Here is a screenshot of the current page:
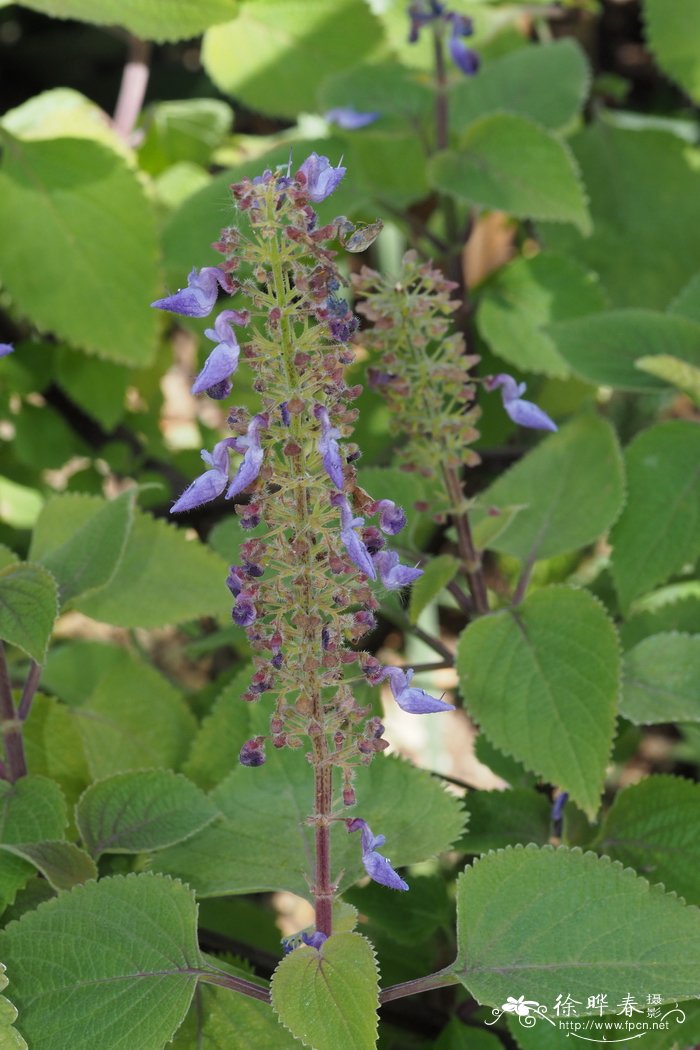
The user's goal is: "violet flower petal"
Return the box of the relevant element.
[301,931,328,950]
[151,266,230,318]
[225,415,267,500]
[314,404,344,488]
[297,153,346,203]
[192,310,244,395]
[449,34,480,75]
[373,549,422,590]
[363,850,409,892]
[332,494,376,579]
[171,467,228,514]
[324,107,380,130]
[376,499,407,536]
[486,373,557,433]
[0,344,14,358]
[385,667,455,715]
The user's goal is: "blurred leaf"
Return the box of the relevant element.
[1,88,127,154]
[319,61,433,123]
[350,131,429,208]
[202,0,382,119]
[457,586,620,817]
[620,592,700,650]
[620,633,700,724]
[669,270,700,323]
[344,873,451,946]
[271,933,378,1050]
[356,466,439,548]
[153,751,465,897]
[409,554,460,624]
[431,114,590,234]
[76,508,231,628]
[636,353,700,403]
[171,982,298,1050]
[138,99,233,176]
[13,0,236,41]
[477,252,606,378]
[0,841,97,892]
[0,134,159,364]
[541,124,700,308]
[13,402,87,469]
[548,310,700,390]
[73,655,196,778]
[182,669,255,790]
[477,415,624,563]
[0,546,18,571]
[0,478,43,530]
[450,845,700,1009]
[610,421,700,611]
[55,347,129,429]
[42,641,126,706]
[458,788,551,853]
[29,491,135,608]
[644,0,700,103]
[77,770,218,858]
[450,39,590,132]
[0,874,202,1050]
[0,562,58,662]
[434,1020,503,1050]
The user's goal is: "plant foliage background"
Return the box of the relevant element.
[0,0,699,1048]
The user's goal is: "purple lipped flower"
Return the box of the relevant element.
[373,549,422,590]
[226,566,245,596]
[331,493,377,579]
[0,343,14,357]
[171,437,237,513]
[192,309,248,396]
[301,931,328,950]
[408,2,479,76]
[347,818,408,892]
[324,107,380,130]
[376,499,407,536]
[384,667,455,714]
[314,404,344,488]
[485,374,557,432]
[151,266,231,318]
[225,414,268,500]
[280,401,291,426]
[551,791,569,823]
[232,594,257,627]
[239,737,265,766]
[297,153,346,203]
[448,32,480,75]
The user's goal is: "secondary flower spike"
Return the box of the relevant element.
[347,818,409,891]
[485,373,557,432]
[170,437,237,513]
[152,266,231,318]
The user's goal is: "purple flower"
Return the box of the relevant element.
[324,107,380,130]
[347,818,408,892]
[301,931,328,950]
[170,437,237,513]
[297,153,346,203]
[376,500,407,536]
[331,493,376,579]
[239,737,265,766]
[314,404,344,488]
[225,414,268,500]
[0,344,14,358]
[232,594,257,627]
[372,549,422,590]
[192,309,248,396]
[448,33,480,75]
[384,667,455,714]
[551,792,569,823]
[408,3,479,76]
[152,266,231,318]
[485,374,557,432]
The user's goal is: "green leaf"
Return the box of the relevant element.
[271,932,379,1050]
[349,131,429,208]
[431,115,590,234]
[450,844,700,1008]
[0,547,18,572]
[23,696,91,808]
[0,873,201,1050]
[13,402,87,470]
[42,640,126,706]
[0,964,28,1050]
[450,39,590,132]
[409,554,460,625]
[202,0,382,119]
[0,776,67,913]
[0,134,159,364]
[319,60,433,123]
[73,656,197,778]
[344,873,450,947]
[153,752,465,898]
[620,633,700,724]
[636,353,700,404]
[76,508,231,628]
[669,269,700,323]
[76,770,218,858]
[0,478,43,531]
[29,491,135,608]
[171,982,298,1050]
[541,125,700,308]
[595,775,700,905]
[644,0,700,102]
[610,421,700,611]
[55,348,129,430]
[0,562,58,662]
[1,88,127,155]
[0,841,97,892]
[458,789,551,854]
[435,1019,502,1050]
[182,669,255,790]
[355,466,439,548]
[457,586,620,817]
[138,98,233,175]
[477,252,607,378]
[548,309,700,390]
[476,415,624,563]
[620,590,700,649]
[13,0,236,42]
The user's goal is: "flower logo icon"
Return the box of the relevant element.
[501,996,540,1017]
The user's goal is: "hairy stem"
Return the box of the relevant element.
[113,36,152,143]
[0,643,26,781]
[17,659,41,721]
[380,969,460,1004]
[443,466,489,616]
[198,969,271,1003]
